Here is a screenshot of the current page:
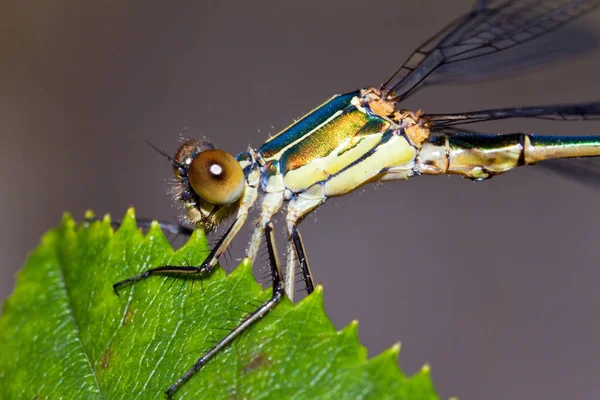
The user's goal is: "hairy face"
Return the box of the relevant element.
[170,139,245,231]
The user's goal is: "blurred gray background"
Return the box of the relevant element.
[2,1,600,399]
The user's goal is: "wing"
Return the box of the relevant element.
[381,0,600,102]
[536,157,600,187]
[423,102,600,126]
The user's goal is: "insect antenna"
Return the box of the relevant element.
[146,140,185,170]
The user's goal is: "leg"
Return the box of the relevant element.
[195,180,259,273]
[284,241,298,299]
[165,222,285,398]
[287,225,313,298]
[113,180,260,292]
[285,195,324,301]
[246,191,284,263]
[112,220,239,293]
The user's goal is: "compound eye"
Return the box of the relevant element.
[188,149,245,205]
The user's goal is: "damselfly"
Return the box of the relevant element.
[113,0,600,397]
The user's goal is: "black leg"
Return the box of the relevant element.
[165,221,285,399]
[289,225,315,294]
[112,266,203,294]
[112,219,239,294]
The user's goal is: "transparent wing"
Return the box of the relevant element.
[381,0,600,102]
[423,102,600,126]
[534,157,600,187]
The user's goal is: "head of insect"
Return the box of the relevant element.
[170,139,247,231]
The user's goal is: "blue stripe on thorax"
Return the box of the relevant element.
[258,91,359,159]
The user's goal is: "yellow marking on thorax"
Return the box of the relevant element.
[323,134,416,197]
[283,132,385,191]
[262,109,345,162]
[283,109,369,171]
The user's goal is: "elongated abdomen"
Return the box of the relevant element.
[417,133,600,179]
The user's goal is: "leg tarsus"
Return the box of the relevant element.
[112,266,207,294]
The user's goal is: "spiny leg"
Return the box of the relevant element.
[288,225,314,296]
[165,222,285,399]
[285,195,324,301]
[113,180,259,292]
[112,219,239,293]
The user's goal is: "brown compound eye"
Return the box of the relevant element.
[188,149,245,205]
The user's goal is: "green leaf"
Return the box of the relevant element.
[0,209,439,399]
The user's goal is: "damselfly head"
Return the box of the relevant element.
[171,139,245,231]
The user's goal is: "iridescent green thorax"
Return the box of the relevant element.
[279,107,373,172]
[259,92,359,160]
[257,90,418,196]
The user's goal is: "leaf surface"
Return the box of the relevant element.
[0,209,438,400]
